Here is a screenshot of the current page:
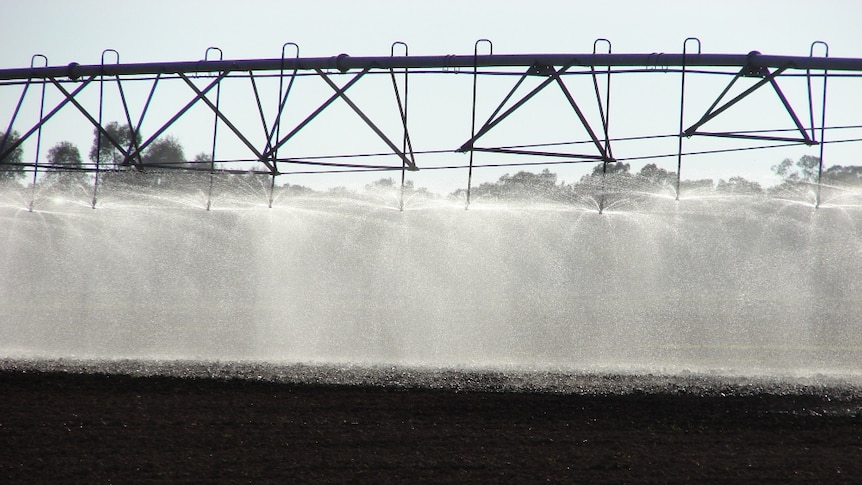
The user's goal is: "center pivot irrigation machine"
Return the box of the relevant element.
[2,39,861,211]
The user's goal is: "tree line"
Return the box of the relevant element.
[0,122,207,186]
[2,124,860,197]
[452,155,862,202]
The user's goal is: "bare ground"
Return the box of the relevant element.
[1,370,861,483]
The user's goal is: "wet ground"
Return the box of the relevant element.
[1,360,861,483]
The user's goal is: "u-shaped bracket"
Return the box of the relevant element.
[30,54,49,71]
[99,48,138,167]
[101,48,119,67]
[591,38,613,158]
[272,42,300,159]
[591,38,613,214]
[90,49,123,208]
[675,37,702,200]
[27,54,49,211]
[808,41,829,207]
[465,39,493,209]
[204,46,223,211]
[390,41,413,210]
[205,47,223,66]
[807,41,829,142]
[475,38,493,57]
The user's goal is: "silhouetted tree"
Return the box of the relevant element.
[588,161,631,178]
[771,155,820,184]
[365,177,433,203]
[500,169,557,189]
[366,177,396,190]
[716,176,763,195]
[637,163,676,185]
[453,169,562,200]
[679,178,715,192]
[327,186,352,196]
[279,182,314,195]
[142,136,202,189]
[45,141,88,185]
[193,151,213,170]
[822,165,862,185]
[143,136,186,169]
[0,130,25,183]
[89,121,141,169]
[574,161,633,194]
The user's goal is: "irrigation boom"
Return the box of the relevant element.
[3,52,862,80]
[1,39,860,211]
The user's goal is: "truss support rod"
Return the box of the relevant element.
[92,49,124,209]
[314,68,417,171]
[550,72,610,160]
[1,78,32,160]
[465,39,492,209]
[809,41,829,209]
[687,132,814,143]
[458,64,571,153]
[267,42,300,209]
[124,72,228,164]
[6,53,862,81]
[203,47,223,211]
[470,147,607,160]
[676,38,702,200]
[390,41,412,211]
[0,76,96,162]
[261,68,369,161]
[125,73,161,169]
[684,66,790,136]
[179,73,271,173]
[592,38,613,215]
[767,70,814,144]
[48,77,135,167]
[249,71,272,163]
[246,68,275,206]
[27,54,48,212]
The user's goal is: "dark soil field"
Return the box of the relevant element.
[1,366,861,483]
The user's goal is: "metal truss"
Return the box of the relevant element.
[2,39,861,210]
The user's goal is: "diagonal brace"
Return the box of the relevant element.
[766,71,815,144]
[684,68,782,135]
[457,64,572,153]
[261,68,370,161]
[472,147,607,160]
[49,77,136,164]
[123,73,162,168]
[315,68,417,171]
[1,76,95,162]
[125,72,228,166]
[389,68,416,169]
[179,72,274,174]
[551,71,611,160]
[683,65,813,144]
[1,81,33,159]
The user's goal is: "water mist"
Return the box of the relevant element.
[1,183,860,377]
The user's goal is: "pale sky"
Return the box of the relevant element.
[2,0,861,192]
[4,1,860,64]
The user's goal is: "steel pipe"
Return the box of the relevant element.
[3,52,862,81]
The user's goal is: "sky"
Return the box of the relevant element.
[2,0,861,193]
